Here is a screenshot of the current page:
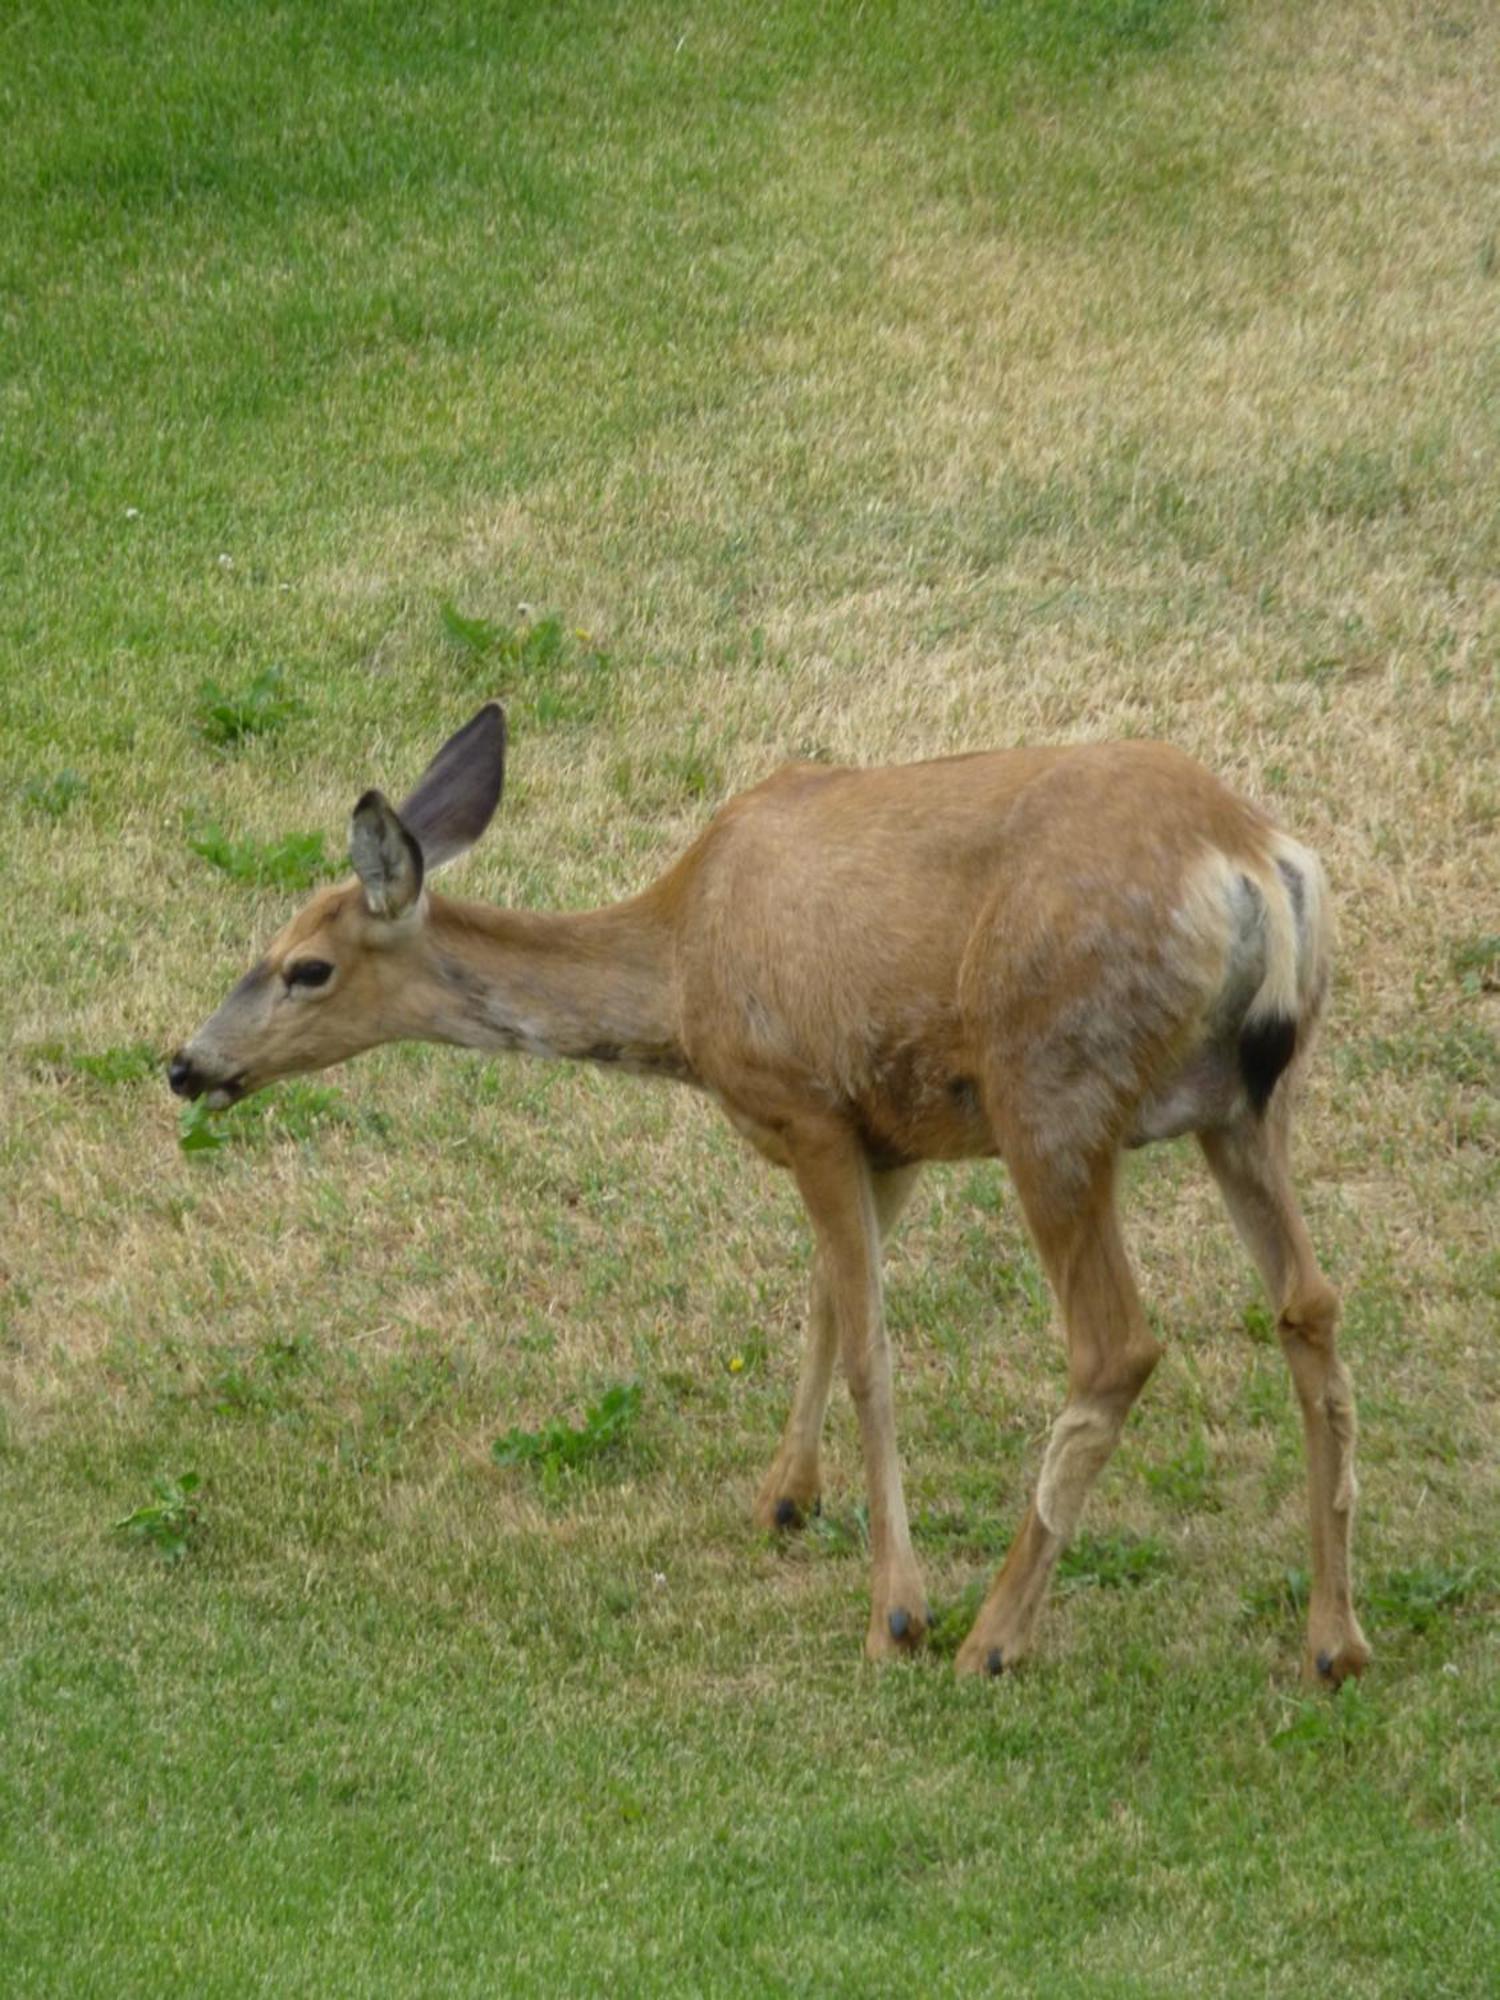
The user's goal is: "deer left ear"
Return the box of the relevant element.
[350,790,424,919]
[397,702,507,872]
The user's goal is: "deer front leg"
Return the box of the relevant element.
[755,1165,920,1534]
[753,1257,837,1532]
[788,1134,928,1659]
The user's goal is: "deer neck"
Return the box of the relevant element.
[424,891,692,1082]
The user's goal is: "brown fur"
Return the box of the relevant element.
[172,717,1369,1682]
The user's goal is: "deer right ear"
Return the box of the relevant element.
[397,702,507,872]
[350,790,424,919]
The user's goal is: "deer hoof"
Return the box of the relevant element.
[986,1647,1005,1677]
[1305,1634,1372,1688]
[873,1603,928,1657]
[773,1497,803,1530]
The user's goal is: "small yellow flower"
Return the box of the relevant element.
[728,1354,745,1375]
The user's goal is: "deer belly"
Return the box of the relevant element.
[855,1068,998,1167]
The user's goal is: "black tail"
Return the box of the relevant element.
[1239,1013,1297,1116]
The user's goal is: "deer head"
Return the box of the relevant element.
[167,704,507,1106]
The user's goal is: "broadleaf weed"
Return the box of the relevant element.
[26,1041,158,1086]
[492,1381,643,1483]
[178,1101,230,1155]
[187,822,335,891]
[114,1472,202,1564]
[195,666,304,748]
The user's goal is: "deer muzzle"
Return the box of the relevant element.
[166,1051,247,1107]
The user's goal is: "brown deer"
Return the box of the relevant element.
[169,704,1369,1684]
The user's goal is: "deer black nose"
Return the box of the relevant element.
[167,1052,201,1099]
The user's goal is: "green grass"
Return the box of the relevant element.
[3,0,1499,1992]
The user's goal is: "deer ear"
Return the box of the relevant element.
[397,702,507,872]
[350,790,424,918]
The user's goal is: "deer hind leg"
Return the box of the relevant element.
[783,1133,927,1660]
[1199,1111,1370,1686]
[955,1154,1162,1678]
[754,1164,920,1534]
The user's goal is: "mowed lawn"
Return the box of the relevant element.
[2,0,1498,1991]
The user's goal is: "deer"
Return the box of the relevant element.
[168,702,1370,1685]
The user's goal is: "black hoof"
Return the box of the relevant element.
[986,1647,1005,1677]
[1316,1649,1334,1680]
[773,1497,802,1530]
[888,1608,911,1642]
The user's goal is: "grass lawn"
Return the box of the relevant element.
[3,1,1498,1992]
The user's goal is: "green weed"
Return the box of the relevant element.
[25,1041,159,1086]
[492,1381,644,1482]
[195,667,305,749]
[186,822,335,890]
[178,1101,230,1155]
[74,1043,159,1085]
[177,1084,367,1156]
[113,1472,202,1565]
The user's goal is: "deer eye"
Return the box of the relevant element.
[285,958,334,990]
